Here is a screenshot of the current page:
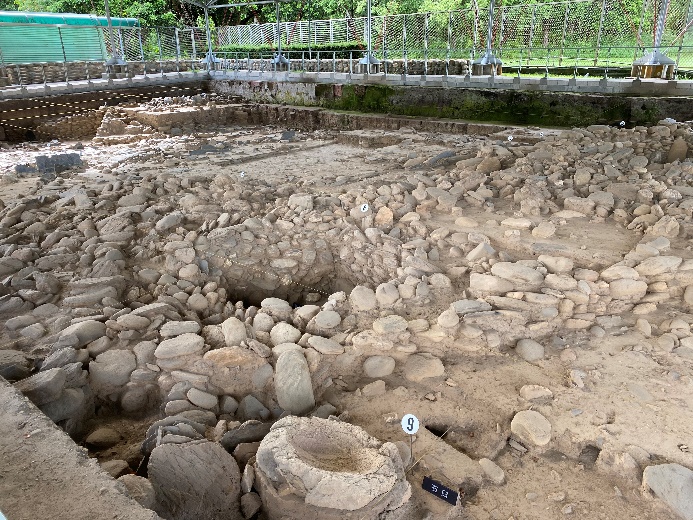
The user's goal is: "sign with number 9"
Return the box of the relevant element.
[401,413,419,434]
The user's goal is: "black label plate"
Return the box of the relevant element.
[422,476,458,506]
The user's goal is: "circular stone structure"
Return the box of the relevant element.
[254,416,411,520]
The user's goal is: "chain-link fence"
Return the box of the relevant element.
[3,0,693,86]
[216,0,693,69]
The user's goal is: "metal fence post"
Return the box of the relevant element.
[424,12,429,75]
[402,13,406,63]
[139,28,147,74]
[118,28,125,60]
[500,9,506,57]
[175,28,181,72]
[637,0,650,49]
[559,5,570,66]
[383,15,388,68]
[594,0,607,65]
[528,4,537,62]
[403,14,408,75]
[156,28,164,75]
[57,27,69,82]
[191,29,197,61]
[447,10,452,73]
[472,0,479,51]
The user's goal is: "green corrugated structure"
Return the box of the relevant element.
[0,11,140,64]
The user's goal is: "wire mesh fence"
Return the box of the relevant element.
[2,0,693,86]
[216,0,693,68]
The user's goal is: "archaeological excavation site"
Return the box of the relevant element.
[1,81,693,520]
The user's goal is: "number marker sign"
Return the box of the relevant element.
[401,414,419,435]
[422,476,458,505]
[360,203,370,213]
[401,413,419,469]
[240,171,246,178]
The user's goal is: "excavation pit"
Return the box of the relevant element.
[1,95,693,520]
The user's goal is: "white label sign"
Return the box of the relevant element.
[401,414,419,435]
[360,203,370,213]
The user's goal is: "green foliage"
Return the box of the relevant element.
[217,40,362,58]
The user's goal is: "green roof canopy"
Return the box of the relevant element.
[0,10,139,27]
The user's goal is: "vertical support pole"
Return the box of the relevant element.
[637,0,650,52]
[472,0,479,52]
[402,13,406,62]
[653,0,671,49]
[559,5,569,66]
[367,0,373,62]
[676,0,693,70]
[383,15,387,71]
[277,1,282,56]
[330,18,334,43]
[156,28,164,75]
[175,28,181,72]
[191,28,197,62]
[528,4,537,61]
[594,0,607,65]
[499,9,506,61]
[118,28,125,60]
[447,10,452,74]
[205,7,214,71]
[138,27,146,72]
[58,28,69,82]
[308,19,312,58]
[424,12,429,75]
[104,0,121,64]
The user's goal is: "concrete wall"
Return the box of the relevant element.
[0,377,160,520]
[210,78,693,127]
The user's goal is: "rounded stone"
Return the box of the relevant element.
[187,293,209,312]
[186,388,218,409]
[437,308,460,328]
[252,313,275,332]
[375,283,399,307]
[275,350,315,415]
[115,314,151,330]
[363,356,396,378]
[261,297,293,321]
[270,322,302,346]
[307,336,344,355]
[515,339,545,362]
[178,264,201,282]
[221,317,247,347]
[609,279,648,301]
[313,310,341,329]
[85,427,121,449]
[511,410,552,447]
[349,286,377,312]
[373,315,408,335]
[155,333,205,359]
[403,354,444,382]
